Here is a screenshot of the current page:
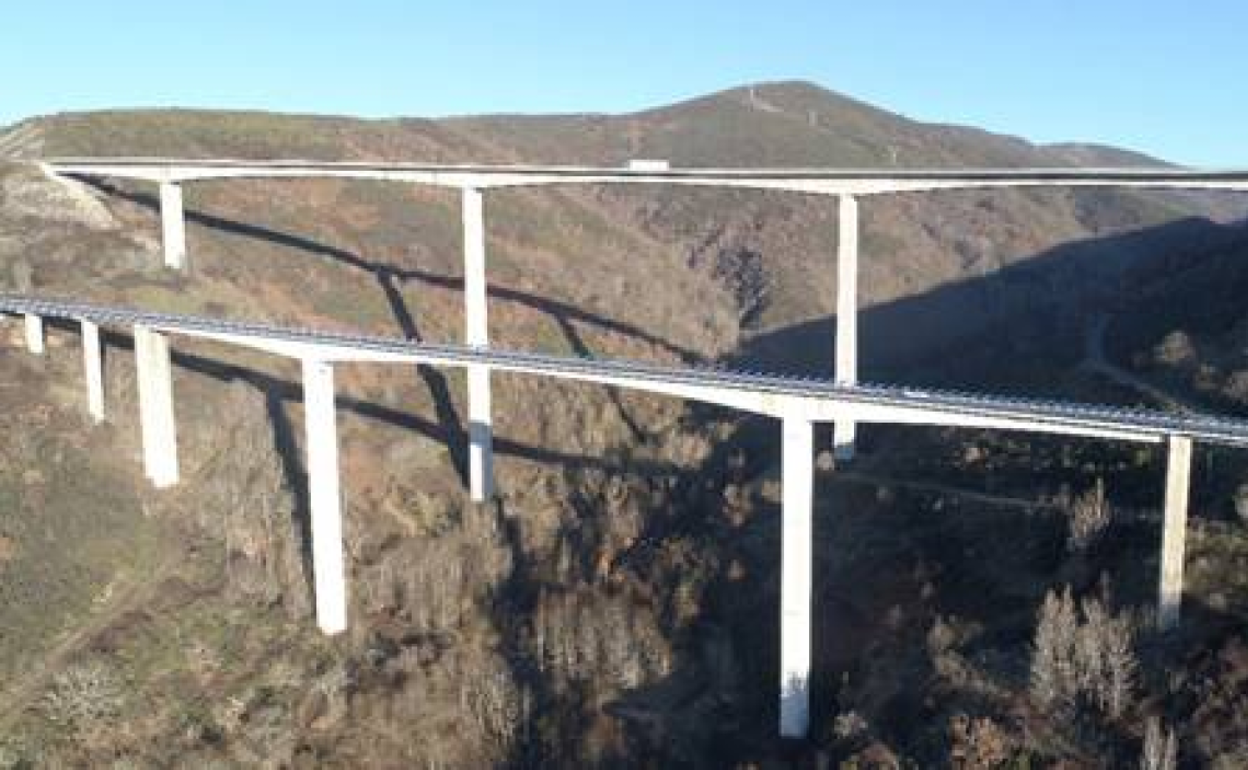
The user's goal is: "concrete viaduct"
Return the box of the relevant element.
[12,158,1248,738]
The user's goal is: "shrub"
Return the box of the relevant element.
[832,711,869,741]
[949,714,1015,768]
[1233,483,1248,524]
[0,742,30,770]
[531,588,670,691]
[1154,331,1196,367]
[43,661,124,728]
[459,657,529,753]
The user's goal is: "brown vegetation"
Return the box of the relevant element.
[1,81,1247,766]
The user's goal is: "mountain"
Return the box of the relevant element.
[1,81,1247,766]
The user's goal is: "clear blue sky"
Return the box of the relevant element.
[4,1,1246,166]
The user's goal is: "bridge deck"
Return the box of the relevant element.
[5,293,1247,447]
[42,158,1248,194]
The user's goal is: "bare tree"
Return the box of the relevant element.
[1099,611,1137,719]
[1068,478,1112,552]
[1031,587,1137,718]
[1031,588,1078,708]
[1141,717,1177,770]
[461,657,526,752]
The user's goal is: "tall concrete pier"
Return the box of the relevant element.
[463,186,494,501]
[834,194,859,461]
[159,182,186,270]
[302,358,348,635]
[81,319,104,423]
[23,313,43,354]
[779,416,815,737]
[1159,435,1193,629]
[134,325,179,487]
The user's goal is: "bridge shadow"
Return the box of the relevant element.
[74,179,698,364]
[162,343,686,477]
[174,205,699,364]
[81,178,694,471]
[64,178,1248,760]
[54,322,687,612]
[739,215,1243,385]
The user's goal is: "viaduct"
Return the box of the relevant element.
[4,158,1248,738]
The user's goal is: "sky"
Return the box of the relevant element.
[3,1,1246,166]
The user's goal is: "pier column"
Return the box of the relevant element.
[780,416,814,738]
[159,181,187,270]
[81,320,104,423]
[134,325,179,487]
[834,194,858,460]
[463,186,494,501]
[1159,435,1192,629]
[302,358,348,635]
[23,314,44,355]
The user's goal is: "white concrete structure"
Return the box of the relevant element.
[779,417,814,737]
[134,325,179,487]
[462,186,494,501]
[1159,435,1193,629]
[81,320,104,423]
[159,182,186,269]
[22,159,1248,738]
[41,159,1248,195]
[7,276,1248,737]
[302,358,348,635]
[467,367,493,501]
[23,313,43,354]
[834,194,859,460]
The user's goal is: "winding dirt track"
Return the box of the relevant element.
[1080,313,1197,413]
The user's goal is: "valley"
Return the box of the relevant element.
[1,81,1247,767]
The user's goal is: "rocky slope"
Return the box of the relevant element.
[1,81,1247,766]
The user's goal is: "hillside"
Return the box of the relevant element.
[13,82,1248,366]
[1,81,1248,766]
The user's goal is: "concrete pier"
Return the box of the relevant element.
[463,186,494,501]
[834,194,858,460]
[301,358,348,634]
[159,182,186,270]
[468,366,494,500]
[134,325,179,487]
[81,320,104,423]
[1159,435,1192,629]
[23,313,44,355]
[779,416,814,738]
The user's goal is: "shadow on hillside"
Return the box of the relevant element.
[82,178,691,464]
[62,179,1248,760]
[740,216,1241,384]
[41,322,691,604]
[94,326,689,478]
[78,179,697,363]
